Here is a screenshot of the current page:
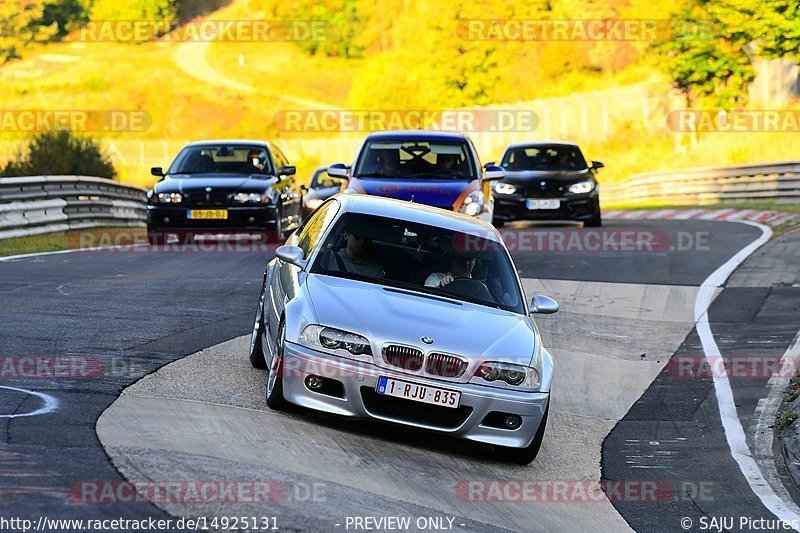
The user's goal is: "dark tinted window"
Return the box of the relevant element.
[296,200,340,259]
[311,213,524,314]
[354,140,476,179]
[501,145,588,171]
[169,145,273,175]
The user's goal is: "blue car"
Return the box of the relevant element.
[327,130,504,222]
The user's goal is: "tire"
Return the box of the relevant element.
[500,404,549,465]
[492,218,506,229]
[583,203,602,227]
[265,321,288,410]
[146,230,159,246]
[248,282,268,369]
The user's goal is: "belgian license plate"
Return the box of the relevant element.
[376,376,461,408]
[526,199,560,210]
[187,209,228,220]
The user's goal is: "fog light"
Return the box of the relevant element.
[305,376,323,390]
[164,217,170,223]
[248,216,255,223]
[503,415,522,430]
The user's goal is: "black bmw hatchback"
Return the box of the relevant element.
[146,140,303,244]
[491,141,603,227]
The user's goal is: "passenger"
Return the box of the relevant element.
[425,254,476,288]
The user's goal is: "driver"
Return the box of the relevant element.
[436,153,457,172]
[247,150,268,173]
[328,223,386,279]
[425,254,476,288]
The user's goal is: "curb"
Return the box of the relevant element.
[603,208,797,227]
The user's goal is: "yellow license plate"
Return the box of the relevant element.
[188,209,228,220]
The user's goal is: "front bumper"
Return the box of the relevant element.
[281,341,549,449]
[147,205,280,233]
[493,193,599,222]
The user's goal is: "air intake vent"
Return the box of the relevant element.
[382,345,424,371]
[426,353,468,377]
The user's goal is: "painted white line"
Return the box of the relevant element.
[752,331,800,517]
[0,385,59,418]
[0,243,150,263]
[695,219,800,529]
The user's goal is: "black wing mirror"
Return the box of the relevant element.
[151,167,164,177]
[280,166,297,176]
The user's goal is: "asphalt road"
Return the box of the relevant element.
[0,218,795,532]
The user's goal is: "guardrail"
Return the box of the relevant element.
[0,176,147,240]
[602,160,800,207]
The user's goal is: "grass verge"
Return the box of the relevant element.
[0,226,146,258]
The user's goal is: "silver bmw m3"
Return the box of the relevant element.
[249,194,558,464]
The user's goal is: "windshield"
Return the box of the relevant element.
[501,144,588,171]
[168,145,274,175]
[310,213,525,314]
[310,168,339,189]
[353,140,476,180]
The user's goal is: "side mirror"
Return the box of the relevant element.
[529,295,559,315]
[300,184,309,193]
[275,245,307,268]
[280,165,296,176]
[151,167,164,177]
[591,161,604,170]
[327,163,349,178]
[483,164,505,181]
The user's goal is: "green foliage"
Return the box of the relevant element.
[89,0,180,23]
[2,131,116,179]
[40,0,87,36]
[0,0,56,63]
[658,0,800,109]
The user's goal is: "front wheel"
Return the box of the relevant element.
[248,282,268,369]
[583,199,602,227]
[499,405,549,465]
[265,321,288,410]
[492,218,506,229]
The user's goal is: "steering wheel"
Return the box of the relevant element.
[440,278,494,302]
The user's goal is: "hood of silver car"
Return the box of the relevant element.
[304,274,538,373]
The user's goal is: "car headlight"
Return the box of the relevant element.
[471,362,540,391]
[154,192,182,204]
[492,182,517,195]
[300,324,372,357]
[568,180,595,194]
[458,190,484,216]
[304,197,323,210]
[233,192,268,204]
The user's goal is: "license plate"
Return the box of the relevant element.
[526,199,560,210]
[376,376,461,408]
[187,209,228,220]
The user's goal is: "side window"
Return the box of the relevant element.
[296,200,340,259]
[271,147,289,174]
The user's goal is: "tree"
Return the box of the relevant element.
[658,0,800,109]
[2,131,116,179]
